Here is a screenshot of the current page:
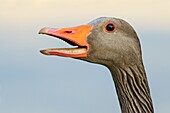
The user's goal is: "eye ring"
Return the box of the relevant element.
[104,22,116,32]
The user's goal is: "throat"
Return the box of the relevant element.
[109,64,154,113]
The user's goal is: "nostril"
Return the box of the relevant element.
[64,30,73,34]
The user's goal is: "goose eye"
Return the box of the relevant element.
[105,22,116,32]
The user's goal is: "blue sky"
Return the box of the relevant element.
[0,0,170,113]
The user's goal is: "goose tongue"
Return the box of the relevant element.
[39,25,92,58]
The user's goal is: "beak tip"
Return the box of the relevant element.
[40,50,50,55]
[39,27,50,34]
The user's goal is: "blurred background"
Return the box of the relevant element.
[0,0,170,113]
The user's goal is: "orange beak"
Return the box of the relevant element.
[39,25,92,58]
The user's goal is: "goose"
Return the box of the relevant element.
[39,17,154,113]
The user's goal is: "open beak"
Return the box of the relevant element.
[39,25,92,58]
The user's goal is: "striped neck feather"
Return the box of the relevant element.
[109,64,154,113]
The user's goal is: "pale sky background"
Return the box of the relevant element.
[0,0,170,113]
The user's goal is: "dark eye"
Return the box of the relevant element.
[105,22,116,32]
